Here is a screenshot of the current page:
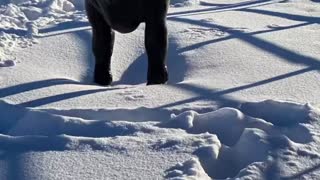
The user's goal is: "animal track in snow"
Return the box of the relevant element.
[118,89,147,101]
[181,25,249,40]
[124,94,146,101]
[181,27,226,40]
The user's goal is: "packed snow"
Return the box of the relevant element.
[1,0,320,179]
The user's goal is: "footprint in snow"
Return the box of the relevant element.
[118,89,146,101]
[125,94,146,101]
[181,27,226,40]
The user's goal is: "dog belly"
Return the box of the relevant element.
[92,0,143,33]
[111,21,140,33]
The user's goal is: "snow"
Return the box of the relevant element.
[171,0,200,7]
[1,0,320,179]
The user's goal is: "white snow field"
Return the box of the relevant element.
[0,0,320,179]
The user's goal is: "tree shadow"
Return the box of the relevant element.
[2,2,318,180]
[168,0,273,17]
[0,28,28,36]
[158,66,315,109]
[199,2,232,7]
[177,22,313,54]
[0,152,27,180]
[38,21,91,37]
[238,8,320,23]
[164,6,320,111]
[168,15,320,69]
[30,2,306,87]
[0,78,123,108]
[173,7,319,56]
[0,78,82,98]
[2,2,317,111]
[18,88,119,107]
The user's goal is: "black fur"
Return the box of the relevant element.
[85,0,169,85]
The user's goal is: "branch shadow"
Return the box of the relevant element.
[0,78,123,108]
[0,152,27,180]
[38,21,91,37]
[177,22,313,54]
[0,78,82,98]
[237,8,320,23]
[18,88,119,107]
[199,2,232,7]
[168,0,273,17]
[162,5,320,111]
[158,83,243,110]
[168,15,320,69]
[0,3,318,180]
[29,0,276,38]
[158,66,315,109]
[0,28,28,36]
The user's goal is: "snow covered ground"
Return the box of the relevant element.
[0,0,320,179]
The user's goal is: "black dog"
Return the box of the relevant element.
[85,0,169,85]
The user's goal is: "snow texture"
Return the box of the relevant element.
[1,0,320,179]
[0,98,319,179]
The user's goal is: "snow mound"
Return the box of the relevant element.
[0,97,319,179]
[0,100,140,137]
[165,158,211,180]
[162,100,318,179]
[0,0,86,62]
[1,95,318,180]
[240,99,313,125]
[0,99,318,179]
[0,100,223,179]
[160,107,266,146]
[0,100,221,154]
